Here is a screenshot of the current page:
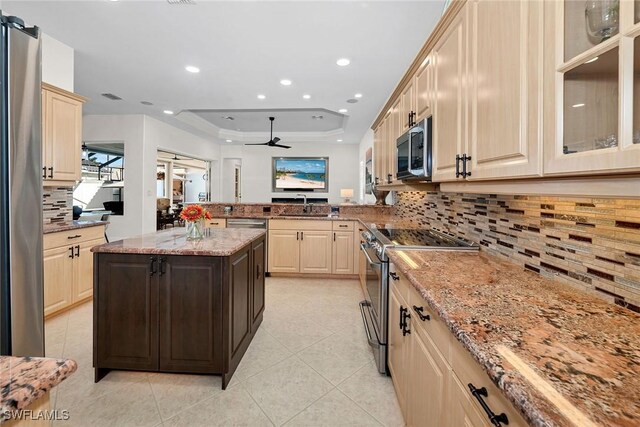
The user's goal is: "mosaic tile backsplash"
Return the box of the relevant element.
[43,187,73,224]
[395,191,640,313]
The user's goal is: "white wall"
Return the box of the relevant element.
[83,114,221,240]
[358,129,376,205]
[220,143,360,204]
[42,34,74,91]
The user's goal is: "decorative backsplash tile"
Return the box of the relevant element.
[201,202,394,218]
[43,187,73,224]
[395,191,640,313]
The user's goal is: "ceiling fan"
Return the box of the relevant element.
[245,117,291,149]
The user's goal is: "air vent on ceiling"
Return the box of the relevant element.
[141,101,153,106]
[167,0,196,4]
[346,98,358,103]
[101,93,122,101]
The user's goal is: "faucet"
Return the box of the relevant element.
[297,194,310,213]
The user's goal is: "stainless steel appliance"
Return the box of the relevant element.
[396,117,432,181]
[0,14,43,356]
[226,218,267,229]
[359,225,477,374]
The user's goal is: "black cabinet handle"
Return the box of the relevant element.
[256,263,262,280]
[389,272,400,281]
[68,246,74,259]
[42,167,47,179]
[150,257,157,277]
[374,177,379,185]
[468,384,509,427]
[400,306,411,335]
[339,224,348,228]
[399,305,405,330]
[333,232,336,241]
[75,245,80,257]
[455,154,462,178]
[48,167,53,179]
[67,234,82,240]
[159,257,166,276]
[462,154,472,178]
[412,305,430,321]
[300,232,304,240]
[296,232,299,240]
[387,173,393,184]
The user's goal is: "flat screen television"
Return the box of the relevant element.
[272,157,329,192]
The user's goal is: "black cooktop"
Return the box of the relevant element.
[374,227,475,248]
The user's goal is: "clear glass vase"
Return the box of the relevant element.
[186,219,204,240]
[585,0,619,43]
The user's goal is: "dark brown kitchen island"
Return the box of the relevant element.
[91,228,266,389]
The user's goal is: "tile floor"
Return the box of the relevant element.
[45,277,403,426]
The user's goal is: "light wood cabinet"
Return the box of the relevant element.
[41,83,85,184]
[267,229,300,273]
[467,0,543,180]
[415,54,434,122]
[432,4,469,182]
[332,231,354,274]
[401,80,416,132]
[205,218,226,228]
[388,98,401,183]
[299,231,332,274]
[388,266,526,427]
[43,226,105,317]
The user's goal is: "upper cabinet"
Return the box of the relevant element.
[42,83,86,185]
[415,54,434,122]
[544,0,640,175]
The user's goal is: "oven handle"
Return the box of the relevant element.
[359,301,383,347]
[361,243,382,268]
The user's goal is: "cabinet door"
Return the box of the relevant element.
[96,254,159,371]
[379,115,390,184]
[433,5,468,182]
[415,55,434,121]
[159,256,222,373]
[448,373,490,427]
[468,0,542,180]
[373,124,383,185]
[388,98,401,183]
[43,246,74,317]
[251,238,266,330]
[407,329,448,427]
[332,231,354,274]
[299,231,332,274]
[401,80,416,132]
[228,247,252,362]
[267,230,299,272]
[73,238,104,303]
[42,88,83,182]
[388,288,408,414]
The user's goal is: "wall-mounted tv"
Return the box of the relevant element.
[272,157,329,192]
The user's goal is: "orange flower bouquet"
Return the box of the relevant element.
[180,204,211,240]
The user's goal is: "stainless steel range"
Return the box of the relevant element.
[359,225,478,374]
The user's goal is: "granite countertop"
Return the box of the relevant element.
[91,227,266,256]
[0,356,77,422]
[387,249,640,427]
[213,213,412,229]
[43,220,108,234]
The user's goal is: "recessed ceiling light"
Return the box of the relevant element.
[185,65,200,73]
[337,139,343,142]
[338,108,348,113]
[354,93,363,98]
[336,58,350,66]
[163,110,174,115]
[585,56,598,64]
[303,94,311,99]
[226,139,232,143]
[257,94,266,100]
[280,79,292,86]
[572,103,585,108]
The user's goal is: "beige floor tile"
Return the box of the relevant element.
[284,389,383,427]
[148,373,222,421]
[262,315,333,353]
[232,328,293,381]
[297,333,373,385]
[338,362,404,427]
[244,356,333,425]
[57,380,161,427]
[164,386,273,427]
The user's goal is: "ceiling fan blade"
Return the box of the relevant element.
[272,137,281,143]
[244,142,269,146]
[272,144,291,149]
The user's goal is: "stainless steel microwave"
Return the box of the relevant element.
[396,116,432,181]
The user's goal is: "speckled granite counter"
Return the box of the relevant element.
[91,227,265,256]
[387,249,640,427]
[43,220,108,234]
[0,356,77,422]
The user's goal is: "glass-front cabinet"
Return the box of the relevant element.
[545,0,640,175]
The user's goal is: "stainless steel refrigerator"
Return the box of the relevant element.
[0,13,43,357]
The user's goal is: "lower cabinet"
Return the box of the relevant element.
[43,227,105,317]
[94,236,266,388]
[267,219,357,275]
[388,266,527,427]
